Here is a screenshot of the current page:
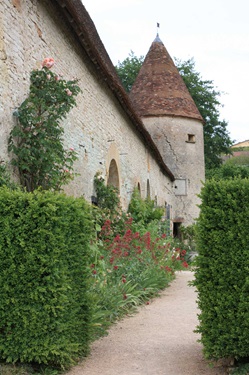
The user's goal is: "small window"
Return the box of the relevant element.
[187,134,195,143]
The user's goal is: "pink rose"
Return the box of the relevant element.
[42,57,55,69]
[65,88,72,96]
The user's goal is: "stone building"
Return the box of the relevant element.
[0,0,205,229]
[130,34,205,229]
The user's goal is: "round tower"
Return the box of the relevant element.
[130,34,205,228]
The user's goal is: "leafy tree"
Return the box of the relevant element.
[176,58,232,170]
[116,51,144,92]
[115,53,232,171]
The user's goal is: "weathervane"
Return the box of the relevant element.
[157,22,160,35]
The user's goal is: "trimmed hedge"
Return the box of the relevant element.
[194,178,249,360]
[0,188,93,368]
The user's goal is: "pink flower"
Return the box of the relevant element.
[42,57,55,69]
[47,74,51,80]
[69,147,74,151]
[65,88,72,96]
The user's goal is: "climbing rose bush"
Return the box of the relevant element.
[8,58,81,192]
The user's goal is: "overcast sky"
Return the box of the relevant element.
[83,0,249,144]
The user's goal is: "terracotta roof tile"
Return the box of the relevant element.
[129,36,203,121]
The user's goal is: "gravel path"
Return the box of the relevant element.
[66,271,227,375]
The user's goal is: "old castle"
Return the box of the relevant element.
[0,0,205,232]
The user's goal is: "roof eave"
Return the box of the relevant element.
[54,0,175,181]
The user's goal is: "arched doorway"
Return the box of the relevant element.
[107,159,120,190]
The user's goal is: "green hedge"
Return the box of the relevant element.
[194,178,249,360]
[0,188,93,368]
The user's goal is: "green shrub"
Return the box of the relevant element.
[193,178,249,360]
[0,188,93,368]
[128,188,164,226]
[93,172,120,211]
[8,59,80,192]
[207,163,249,180]
[0,163,18,190]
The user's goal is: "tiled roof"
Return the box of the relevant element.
[129,35,203,121]
[54,0,175,180]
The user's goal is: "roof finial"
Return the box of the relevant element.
[154,23,162,43]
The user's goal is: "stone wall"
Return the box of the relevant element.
[143,116,205,225]
[0,0,175,215]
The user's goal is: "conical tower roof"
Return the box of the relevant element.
[129,35,203,121]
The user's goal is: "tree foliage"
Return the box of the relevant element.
[115,52,232,171]
[116,51,144,93]
[176,58,232,170]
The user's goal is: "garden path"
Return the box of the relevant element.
[66,271,227,375]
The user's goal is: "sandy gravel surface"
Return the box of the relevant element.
[66,271,227,375]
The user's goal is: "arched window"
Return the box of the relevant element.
[137,182,141,195]
[107,159,119,190]
[146,179,150,199]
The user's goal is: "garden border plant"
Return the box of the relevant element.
[88,182,189,340]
